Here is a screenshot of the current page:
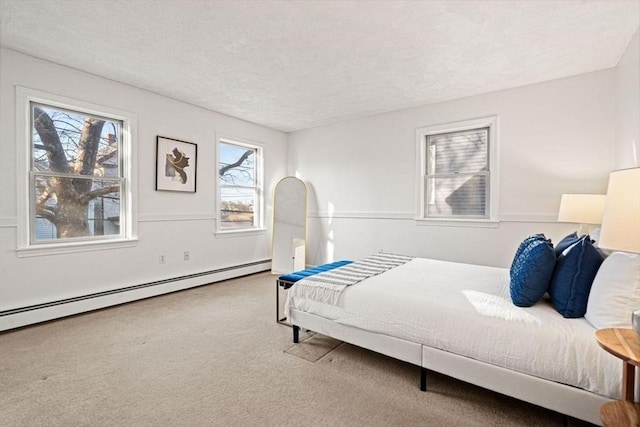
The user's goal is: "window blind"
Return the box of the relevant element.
[426,127,489,218]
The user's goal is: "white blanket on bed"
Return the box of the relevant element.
[286,257,621,399]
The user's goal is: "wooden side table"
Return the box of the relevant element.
[596,328,640,426]
[599,401,640,427]
[596,328,640,401]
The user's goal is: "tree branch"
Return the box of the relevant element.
[97,149,118,165]
[219,149,253,177]
[74,118,105,176]
[33,107,69,174]
[34,205,55,223]
[72,117,105,196]
[81,184,120,203]
[36,187,53,207]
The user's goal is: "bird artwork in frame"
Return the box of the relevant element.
[155,136,197,192]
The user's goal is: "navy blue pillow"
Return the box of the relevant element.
[510,234,545,276]
[510,235,556,307]
[548,235,604,318]
[554,232,580,258]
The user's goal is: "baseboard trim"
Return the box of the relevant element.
[0,259,271,331]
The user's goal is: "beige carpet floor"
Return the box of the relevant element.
[0,272,595,426]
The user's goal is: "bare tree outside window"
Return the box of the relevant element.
[31,103,122,242]
[218,140,261,230]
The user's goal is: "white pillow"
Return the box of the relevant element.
[585,252,640,329]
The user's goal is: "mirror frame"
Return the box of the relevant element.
[271,176,307,274]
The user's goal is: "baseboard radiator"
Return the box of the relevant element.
[0,259,271,331]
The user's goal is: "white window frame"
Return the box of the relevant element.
[416,116,499,227]
[215,135,265,236]
[16,87,138,256]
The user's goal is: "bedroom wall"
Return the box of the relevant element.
[614,28,640,169]
[0,48,288,330]
[289,70,616,268]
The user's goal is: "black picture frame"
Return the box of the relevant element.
[155,136,197,192]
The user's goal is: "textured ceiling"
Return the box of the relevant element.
[1,0,638,132]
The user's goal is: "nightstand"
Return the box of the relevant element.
[596,328,640,426]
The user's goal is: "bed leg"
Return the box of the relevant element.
[420,367,427,391]
[293,325,300,343]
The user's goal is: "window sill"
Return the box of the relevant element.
[415,218,500,228]
[16,238,138,258]
[214,228,267,239]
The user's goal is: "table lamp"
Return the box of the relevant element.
[557,194,607,237]
[597,167,640,336]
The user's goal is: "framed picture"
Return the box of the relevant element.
[156,136,197,192]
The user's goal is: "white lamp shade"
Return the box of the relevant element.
[598,168,640,253]
[557,194,607,225]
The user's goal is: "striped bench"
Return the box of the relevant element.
[276,260,353,324]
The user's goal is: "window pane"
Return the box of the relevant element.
[426,174,487,217]
[33,176,121,241]
[220,187,255,229]
[428,128,488,175]
[32,103,121,177]
[219,142,255,186]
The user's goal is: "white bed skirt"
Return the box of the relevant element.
[290,308,610,425]
[290,309,422,366]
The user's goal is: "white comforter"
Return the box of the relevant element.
[286,257,621,399]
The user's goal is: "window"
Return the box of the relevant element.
[217,137,263,232]
[417,116,498,223]
[17,88,136,253]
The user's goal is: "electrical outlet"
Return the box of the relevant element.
[159,255,165,264]
[184,251,190,261]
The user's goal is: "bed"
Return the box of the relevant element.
[283,251,638,425]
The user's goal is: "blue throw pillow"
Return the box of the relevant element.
[510,235,556,307]
[548,235,604,318]
[510,234,545,276]
[554,232,580,258]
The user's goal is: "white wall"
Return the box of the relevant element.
[290,70,616,267]
[0,48,288,330]
[615,28,640,169]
